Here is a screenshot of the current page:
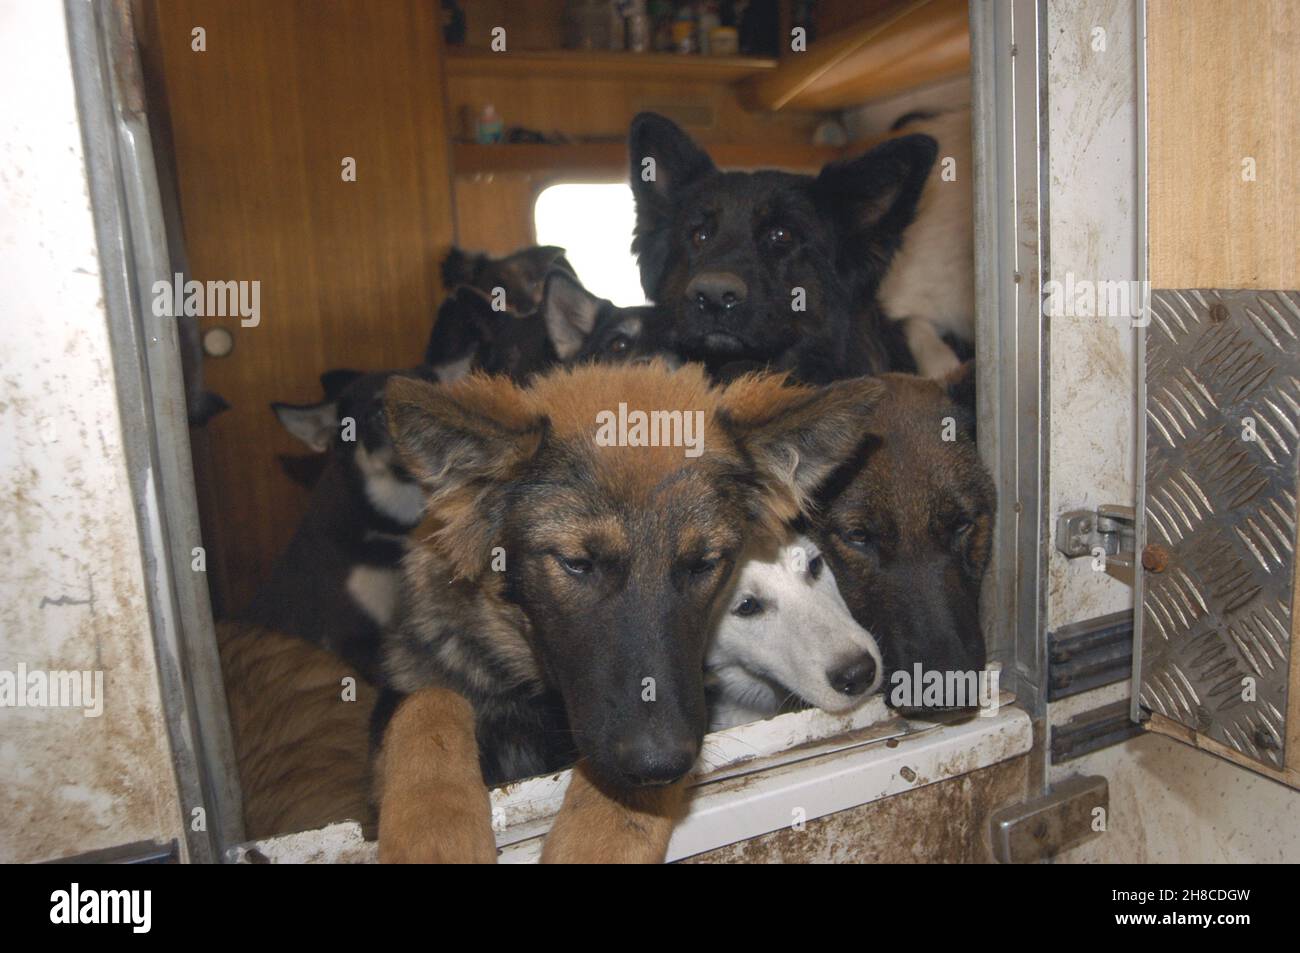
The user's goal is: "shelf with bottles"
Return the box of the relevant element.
[444,47,777,83]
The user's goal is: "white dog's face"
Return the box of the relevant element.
[706,534,883,729]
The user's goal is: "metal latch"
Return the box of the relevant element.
[1055,504,1135,585]
[989,775,1109,863]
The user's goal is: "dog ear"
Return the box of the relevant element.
[541,270,603,361]
[495,245,570,314]
[272,399,340,453]
[813,133,938,278]
[719,375,886,531]
[628,112,716,200]
[441,246,481,291]
[386,374,543,490]
[386,374,546,575]
[939,360,978,441]
[424,286,498,375]
[942,359,976,412]
[628,112,716,297]
[319,368,365,401]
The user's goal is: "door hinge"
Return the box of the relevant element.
[989,775,1109,863]
[1051,699,1143,764]
[1055,504,1135,586]
[1048,609,1133,701]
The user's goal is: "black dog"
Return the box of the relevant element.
[628,112,937,383]
[540,269,676,368]
[426,245,574,380]
[253,366,436,681]
[426,266,675,382]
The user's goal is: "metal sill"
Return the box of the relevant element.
[228,696,1032,863]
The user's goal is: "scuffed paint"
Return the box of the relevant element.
[1046,0,1140,632]
[1053,731,1300,863]
[683,757,1028,864]
[0,1,185,862]
[231,822,376,865]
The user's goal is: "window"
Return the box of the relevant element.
[534,183,648,306]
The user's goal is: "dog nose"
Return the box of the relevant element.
[611,734,698,786]
[828,654,878,697]
[685,272,747,313]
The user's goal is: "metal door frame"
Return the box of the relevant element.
[65,0,243,862]
[970,0,1051,757]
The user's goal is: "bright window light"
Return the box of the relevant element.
[534,183,648,306]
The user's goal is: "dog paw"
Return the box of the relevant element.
[378,802,498,864]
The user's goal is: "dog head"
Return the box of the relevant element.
[628,112,936,382]
[273,367,434,528]
[540,270,677,368]
[808,363,995,694]
[707,533,882,724]
[425,285,558,383]
[441,244,573,315]
[387,363,884,787]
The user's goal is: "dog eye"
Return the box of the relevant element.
[608,335,630,354]
[733,596,764,618]
[556,554,594,576]
[766,226,794,246]
[952,519,975,543]
[691,225,712,248]
[685,555,721,577]
[808,554,824,580]
[843,528,874,551]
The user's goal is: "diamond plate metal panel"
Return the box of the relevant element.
[1141,290,1300,768]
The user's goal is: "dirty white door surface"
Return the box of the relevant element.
[0,0,188,863]
[1046,0,1300,862]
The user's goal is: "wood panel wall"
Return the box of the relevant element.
[1148,0,1299,289]
[136,0,455,612]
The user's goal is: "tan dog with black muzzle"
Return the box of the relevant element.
[373,361,883,862]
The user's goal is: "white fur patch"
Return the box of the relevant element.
[355,443,427,526]
[431,353,474,383]
[879,110,974,374]
[345,565,400,627]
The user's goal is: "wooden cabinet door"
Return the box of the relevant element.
[136,0,455,611]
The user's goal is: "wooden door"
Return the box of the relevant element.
[134,0,455,612]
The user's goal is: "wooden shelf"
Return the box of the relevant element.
[452,141,848,180]
[743,0,970,111]
[446,48,779,83]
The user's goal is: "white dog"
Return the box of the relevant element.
[706,534,883,730]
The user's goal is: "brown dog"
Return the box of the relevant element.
[808,363,995,691]
[375,361,884,862]
[217,621,377,840]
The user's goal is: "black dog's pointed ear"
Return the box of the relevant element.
[628,112,716,201]
[272,399,340,453]
[541,270,603,361]
[441,246,481,290]
[425,286,499,376]
[495,245,570,314]
[628,112,716,298]
[942,359,976,412]
[813,133,938,276]
[319,368,365,401]
[518,245,568,272]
